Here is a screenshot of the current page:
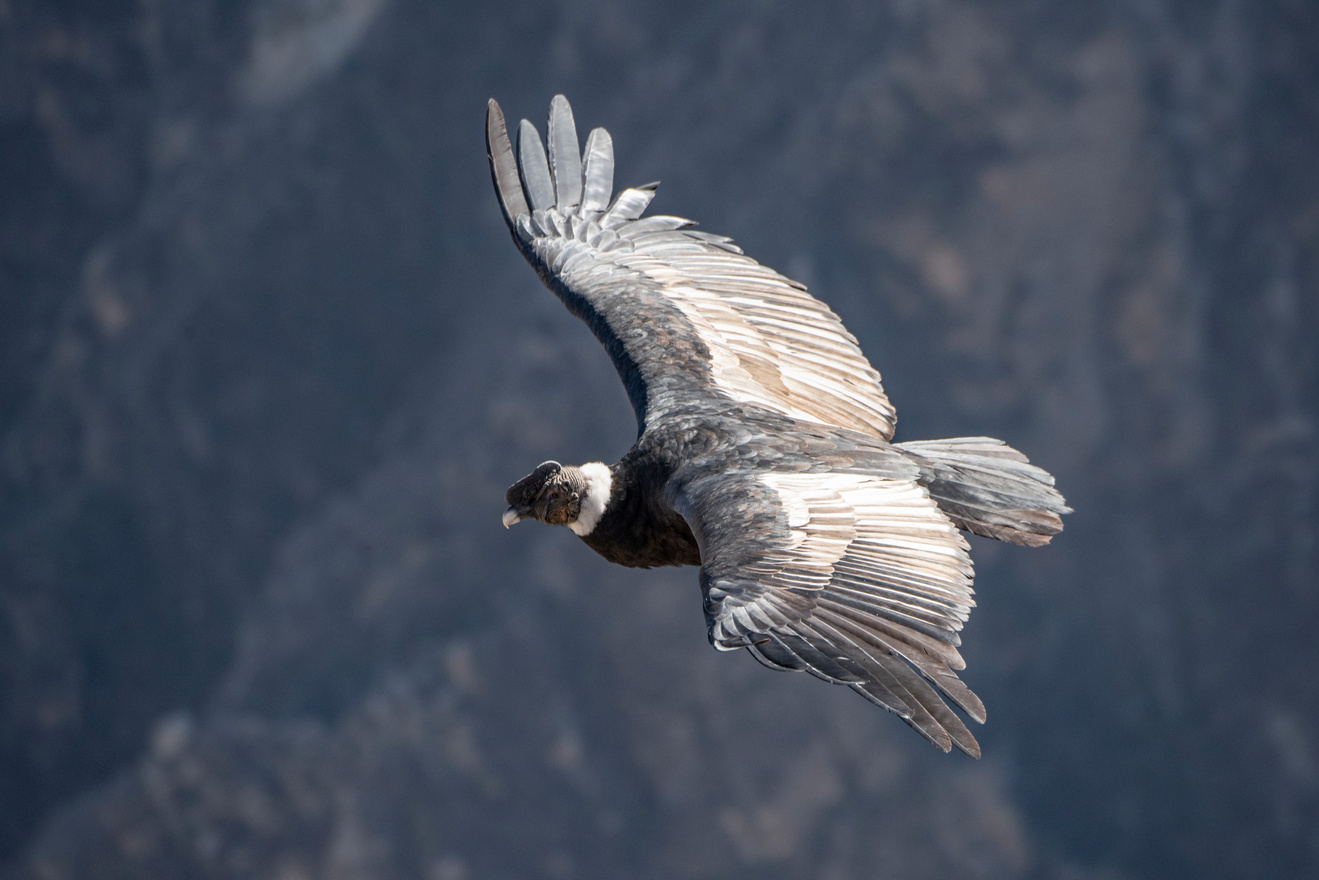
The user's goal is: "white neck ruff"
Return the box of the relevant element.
[568,462,612,536]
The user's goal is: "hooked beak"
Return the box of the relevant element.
[502,506,528,529]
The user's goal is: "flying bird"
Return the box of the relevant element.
[488,95,1069,758]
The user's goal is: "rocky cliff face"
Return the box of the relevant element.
[2,1,1316,878]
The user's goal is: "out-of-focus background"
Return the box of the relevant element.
[2,1,1316,877]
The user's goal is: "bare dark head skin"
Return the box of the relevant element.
[503,461,588,528]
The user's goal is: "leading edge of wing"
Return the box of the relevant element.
[486,96,898,440]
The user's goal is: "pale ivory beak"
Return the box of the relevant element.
[502,507,527,529]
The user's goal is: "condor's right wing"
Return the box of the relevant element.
[674,456,987,758]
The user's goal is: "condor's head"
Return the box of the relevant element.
[502,460,612,536]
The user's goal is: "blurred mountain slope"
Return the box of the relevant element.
[1,1,1316,878]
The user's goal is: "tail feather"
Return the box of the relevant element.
[897,437,1071,547]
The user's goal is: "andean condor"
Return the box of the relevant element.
[489,95,1070,757]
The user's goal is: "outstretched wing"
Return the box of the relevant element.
[487,95,896,439]
[675,462,987,757]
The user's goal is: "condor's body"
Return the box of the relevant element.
[490,96,1070,758]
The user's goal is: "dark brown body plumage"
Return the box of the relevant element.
[580,446,701,569]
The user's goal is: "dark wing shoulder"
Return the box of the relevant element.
[487,96,895,439]
[673,452,987,757]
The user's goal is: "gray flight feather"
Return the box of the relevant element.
[485,99,528,223]
[602,183,658,227]
[580,127,614,213]
[516,120,554,212]
[547,94,583,210]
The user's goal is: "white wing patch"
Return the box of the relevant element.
[688,468,988,754]
[704,473,975,650]
[609,250,898,438]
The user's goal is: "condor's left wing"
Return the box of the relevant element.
[487,95,897,440]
